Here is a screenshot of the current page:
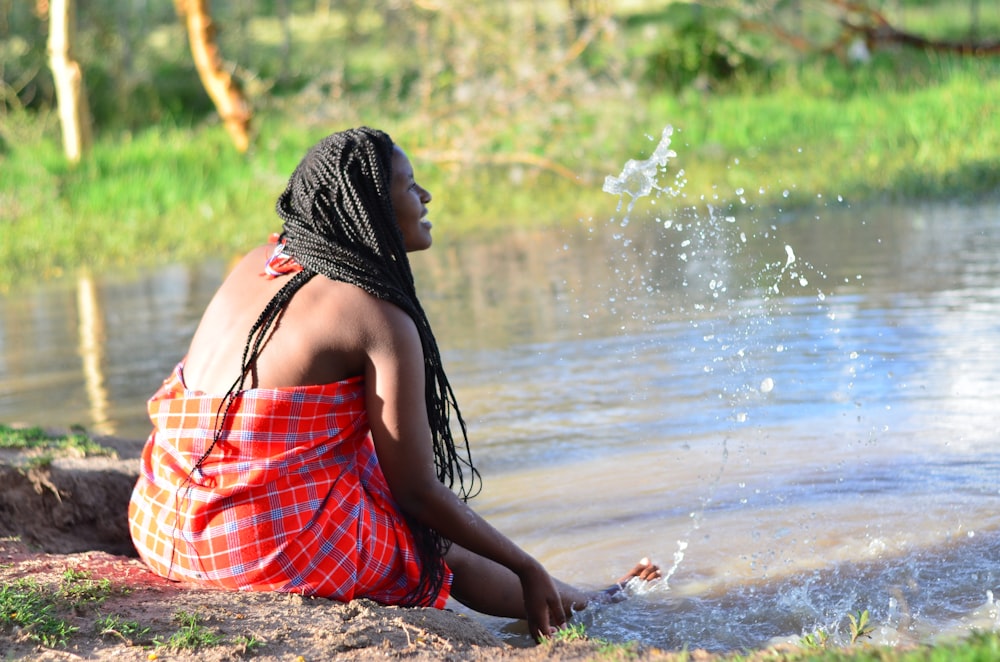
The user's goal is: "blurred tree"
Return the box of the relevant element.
[47,0,91,162]
[832,0,1000,55]
[173,0,251,152]
[739,0,1000,57]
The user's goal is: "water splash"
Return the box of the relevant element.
[602,126,677,221]
[591,125,873,634]
[662,539,688,587]
[561,126,1000,653]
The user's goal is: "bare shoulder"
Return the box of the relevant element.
[186,247,419,390]
[274,273,423,384]
[306,278,419,351]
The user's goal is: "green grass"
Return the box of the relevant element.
[545,626,1000,661]
[3,61,996,291]
[644,62,1000,208]
[154,610,225,651]
[541,594,999,659]
[0,579,79,647]
[95,613,152,644]
[0,423,114,457]
[0,569,122,647]
[1,1,998,293]
[0,573,252,653]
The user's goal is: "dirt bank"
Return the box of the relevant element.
[0,436,701,661]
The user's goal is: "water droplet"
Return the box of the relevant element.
[784,245,796,267]
[760,377,774,393]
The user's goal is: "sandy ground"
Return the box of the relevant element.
[0,438,716,661]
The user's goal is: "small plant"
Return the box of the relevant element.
[96,613,152,642]
[59,568,115,609]
[595,638,641,659]
[155,610,224,650]
[23,453,55,470]
[551,621,589,643]
[234,633,264,654]
[549,623,641,659]
[0,578,79,647]
[847,608,875,644]
[800,627,829,650]
[0,567,129,648]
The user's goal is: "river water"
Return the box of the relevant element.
[1,198,999,651]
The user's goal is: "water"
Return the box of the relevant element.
[1,191,999,651]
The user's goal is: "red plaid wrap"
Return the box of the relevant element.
[128,363,451,608]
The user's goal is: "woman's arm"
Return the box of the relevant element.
[362,299,568,638]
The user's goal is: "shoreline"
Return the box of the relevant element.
[0,437,683,660]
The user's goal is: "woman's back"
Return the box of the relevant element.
[182,243,377,394]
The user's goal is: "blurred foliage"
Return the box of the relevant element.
[0,2,995,189]
[634,3,773,92]
[1,1,997,189]
[0,1,997,286]
[3,1,996,129]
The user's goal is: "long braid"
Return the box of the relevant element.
[202,127,479,606]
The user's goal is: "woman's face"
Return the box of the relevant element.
[390,146,433,252]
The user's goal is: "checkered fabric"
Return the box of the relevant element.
[128,363,451,608]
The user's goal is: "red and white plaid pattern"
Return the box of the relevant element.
[128,363,451,608]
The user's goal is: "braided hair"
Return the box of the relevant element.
[203,127,480,606]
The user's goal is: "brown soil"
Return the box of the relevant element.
[0,436,717,661]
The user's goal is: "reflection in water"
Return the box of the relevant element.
[1,200,999,650]
[76,272,112,435]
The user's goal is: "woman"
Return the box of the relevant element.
[129,127,659,640]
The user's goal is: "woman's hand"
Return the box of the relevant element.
[518,560,567,641]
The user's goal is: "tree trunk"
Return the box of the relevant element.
[174,0,251,153]
[47,0,91,163]
[277,0,292,85]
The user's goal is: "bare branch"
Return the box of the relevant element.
[831,0,1000,55]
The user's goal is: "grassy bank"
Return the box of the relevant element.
[668,629,1000,661]
[3,64,997,291]
[2,3,999,290]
